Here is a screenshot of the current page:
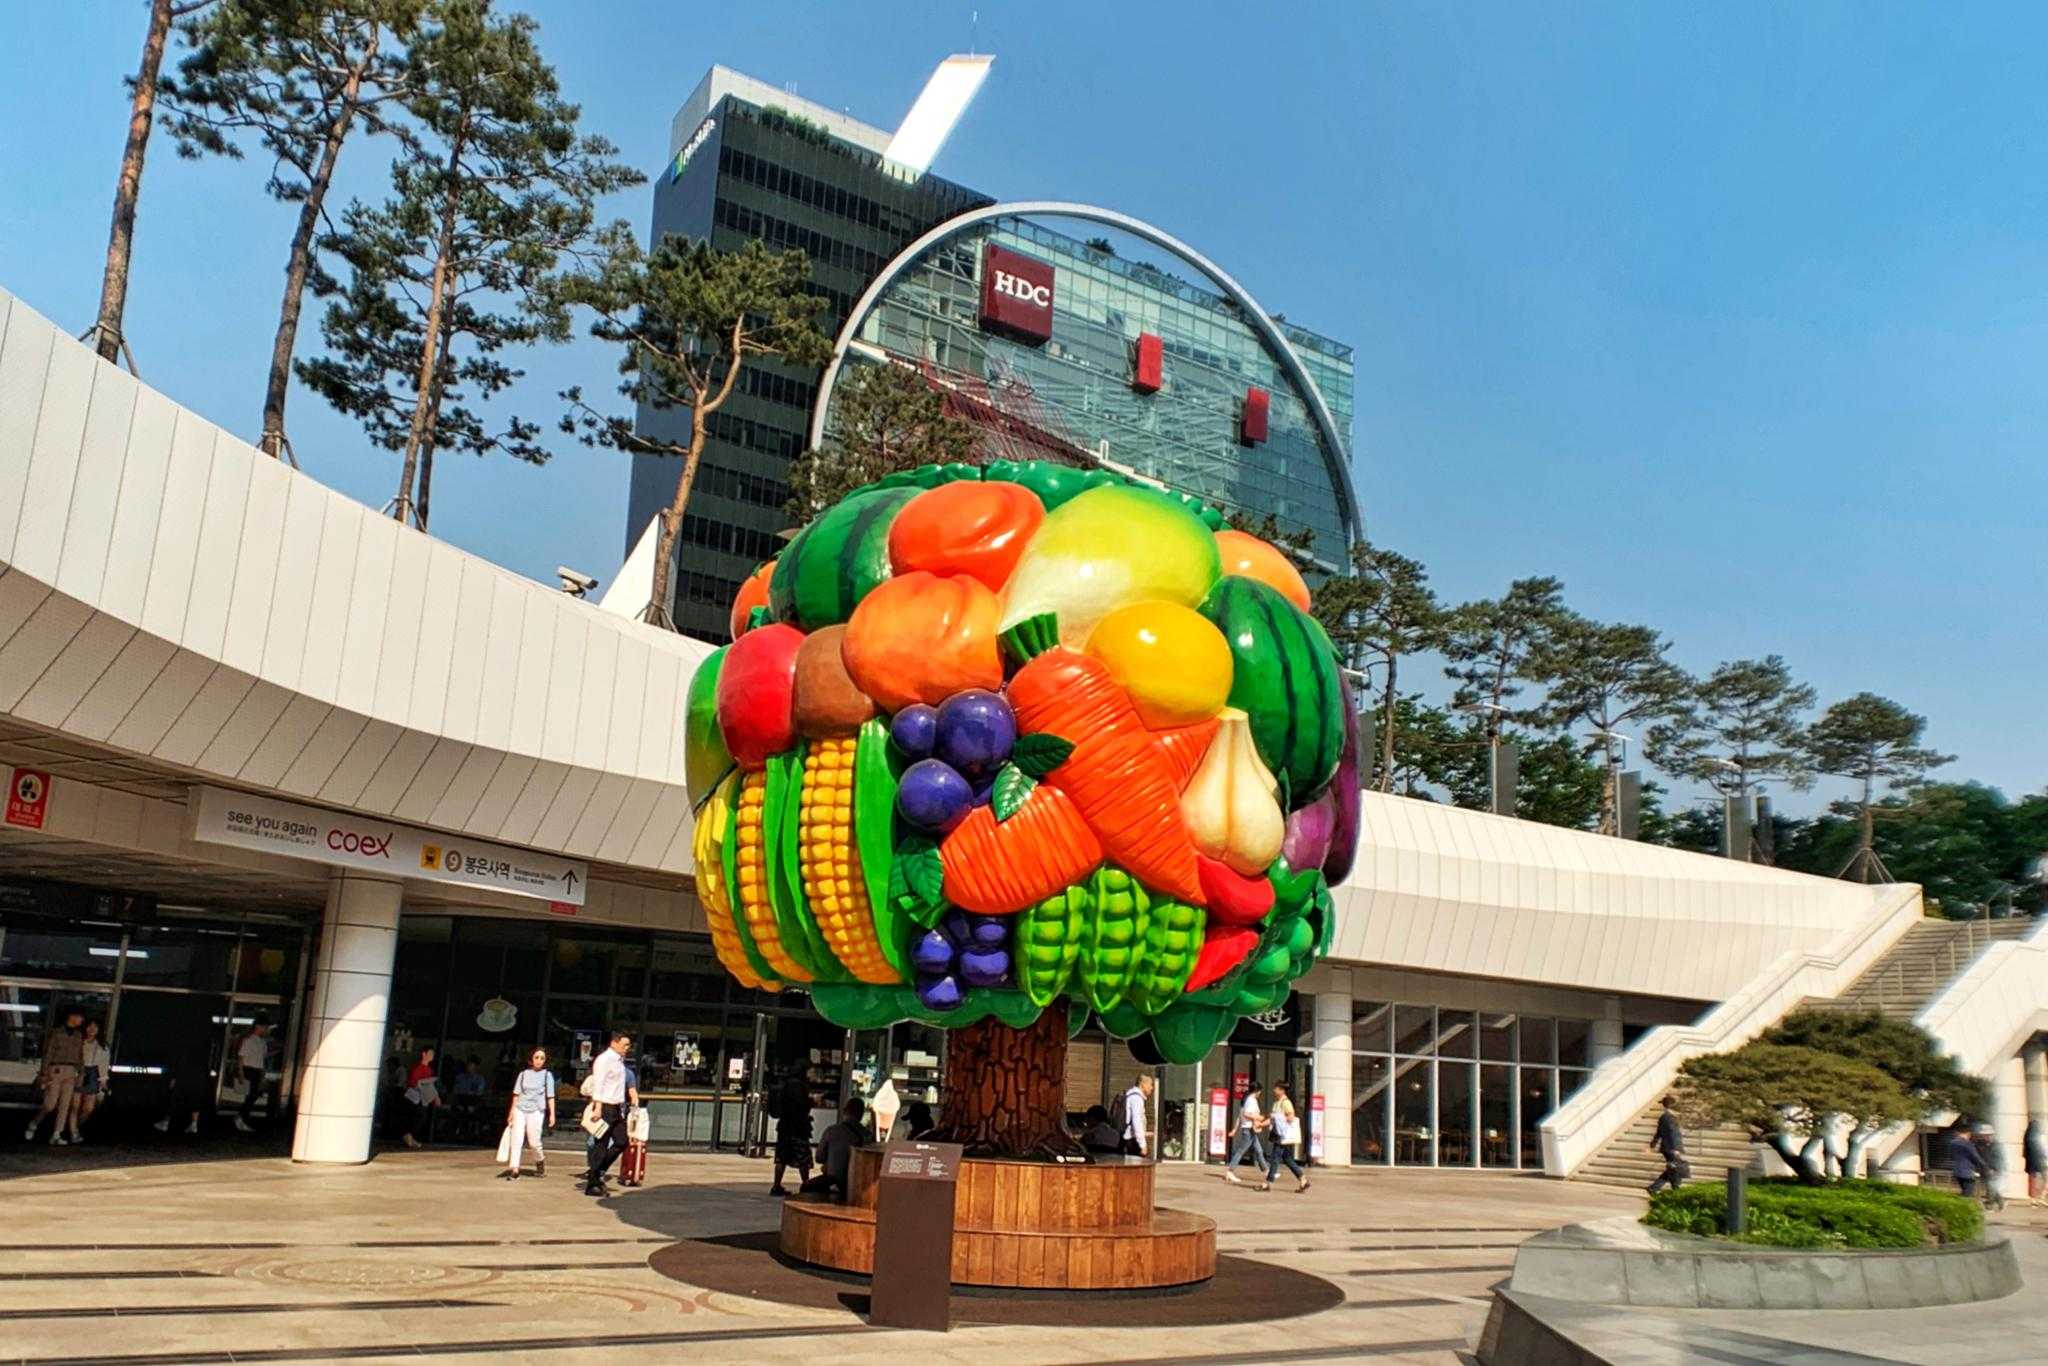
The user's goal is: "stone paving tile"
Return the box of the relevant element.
[0,1144,1641,1363]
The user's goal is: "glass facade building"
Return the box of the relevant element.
[831,214,1360,569]
[629,93,990,640]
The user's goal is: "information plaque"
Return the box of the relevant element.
[868,1139,965,1331]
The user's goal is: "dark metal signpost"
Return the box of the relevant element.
[869,1139,965,1332]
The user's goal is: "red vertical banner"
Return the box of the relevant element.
[1309,1094,1326,1162]
[1206,1087,1228,1158]
[1240,386,1270,444]
[1133,331,1163,393]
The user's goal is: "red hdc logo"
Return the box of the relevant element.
[979,243,1055,344]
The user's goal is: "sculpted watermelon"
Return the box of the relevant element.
[1198,575,1345,806]
[769,485,920,629]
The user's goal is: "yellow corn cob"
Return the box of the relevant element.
[734,769,811,983]
[694,775,771,991]
[798,737,900,985]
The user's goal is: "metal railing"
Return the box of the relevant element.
[1854,918,1989,1015]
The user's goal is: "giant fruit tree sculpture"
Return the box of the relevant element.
[685,460,1360,1157]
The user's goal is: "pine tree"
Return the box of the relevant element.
[561,234,832,628]
[1314,541,1445,792]
[1645,655,1817,810]
[160,0,426,461]
[1527,615,1690,835]
[1440,576,1565,742]
[88,0,221,369]
[296,0,639,529]
[1804,692,1952,883]
[784,361,981,523]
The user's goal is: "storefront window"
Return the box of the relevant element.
[1520,1068,1555,1170]
[1479,1012,1516,1062]
[1438,1009,1477,1059]
[1393,1004,1435,1056]
[123,922,238,991]
[1557,1017,1591,1068]
[233,923,303,996]
[1480,1064,1515,1167]
[0,907,122,984]
[1394,1059,1432,1164]
[547,932,619,996]
[1437,1061,1474,1165]
[1520,1016,1556,1065]
[1352,1000,1391,1052]
[1559,1067,1591,1104]
[1353,1053,1390,1164]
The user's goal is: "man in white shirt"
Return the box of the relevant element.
[1222,1081,1267,1183]
[233,1021,270,1133]
[581,1031,632,1197]
[1118,1074,1154,1157]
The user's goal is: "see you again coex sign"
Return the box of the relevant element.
[979,242,1054,344]
[188,786,588,905]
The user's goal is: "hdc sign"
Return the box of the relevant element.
[979,243,1054,344]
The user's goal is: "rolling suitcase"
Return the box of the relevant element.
[622,1105,650,1186]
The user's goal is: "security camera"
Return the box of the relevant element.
[557,566,599,597]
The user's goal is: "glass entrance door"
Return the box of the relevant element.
[0,983,114,1112]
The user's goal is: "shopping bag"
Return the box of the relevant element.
[626,1105,651,1142]
[495,1125,514,1165]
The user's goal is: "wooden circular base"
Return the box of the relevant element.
[780,1149,1216,1289]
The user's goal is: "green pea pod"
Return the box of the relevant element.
[1126,898,1205,1016]
[1018,881,1088,1006]
[1081,867,1152,1013]
[719,771,783,988]
[1146,1001,1237,1066]
[853,718,908,980]
[1096,1001,1149,1039]
[765,746,845,981]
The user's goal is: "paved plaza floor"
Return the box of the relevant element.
[0,1139,2041,1364]
[0,1137,1638,1365]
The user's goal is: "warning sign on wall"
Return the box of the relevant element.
[5,769,50,830]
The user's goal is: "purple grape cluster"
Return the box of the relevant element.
[912,909,1011,1010]
[892,689,1017,834]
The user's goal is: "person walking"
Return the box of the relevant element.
[501,1047,555,1180]
[1221,1079,1267,1184]
[1116,1074,1154,1157]
[402,1046,441,1149]
[2024,1119,2047,1206]
[579,1030,631,1197]
[768,1074,814,1196]
[233,1020,272,1133]
[24,1007,86,1146]
[65,1019,111,1144]
[1646,1094,1691,1195]
[1975,1125,2007,1212]
[1947,1122,1986,1201]
[1259,1081,1311,1192]
[154,1017,214,1137]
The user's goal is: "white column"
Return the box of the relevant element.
[2023,1040,2046,1119]
[1988,1053,2028,1202]
[292,874,402,1165]
[1313,982,1353,1167]
[1588,996,1625,1068]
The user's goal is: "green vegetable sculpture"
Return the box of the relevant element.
[686,461,1358,1155]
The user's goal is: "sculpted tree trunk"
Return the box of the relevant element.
[931,1009,1082,1158]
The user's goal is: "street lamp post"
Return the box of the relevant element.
[1591,728,1638,839]
[1455,701,1515,816]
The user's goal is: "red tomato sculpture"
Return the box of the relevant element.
[715,622,804,768]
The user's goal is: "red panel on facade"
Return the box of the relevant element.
[1132,332,1163,393]
[979,243,1056,345]
[1240,386,1270,445]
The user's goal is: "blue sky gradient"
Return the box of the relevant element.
[1,3,2040,812]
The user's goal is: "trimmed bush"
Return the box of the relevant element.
[1644,1178,1982,1250]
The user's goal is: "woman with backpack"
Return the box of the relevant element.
[500,1047,556,1180]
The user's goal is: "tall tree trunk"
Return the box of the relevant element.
[1598,732,1618,836]
[95,0,177,366]
[394,119,467,526]
[1376,653,1398,792]
[259,53,369,460]
[645,327,747,629]
[1856,773,1875,884]
[929,1009,1082,1158]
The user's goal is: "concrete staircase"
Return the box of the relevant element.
[1573,916,2037,1190]
[1803,918,2037,1019]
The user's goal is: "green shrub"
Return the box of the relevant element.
[1643,1178,1981,1250]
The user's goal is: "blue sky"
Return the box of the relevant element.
[1,3,2042,812]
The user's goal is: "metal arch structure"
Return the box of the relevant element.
[805,200,1364,546]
